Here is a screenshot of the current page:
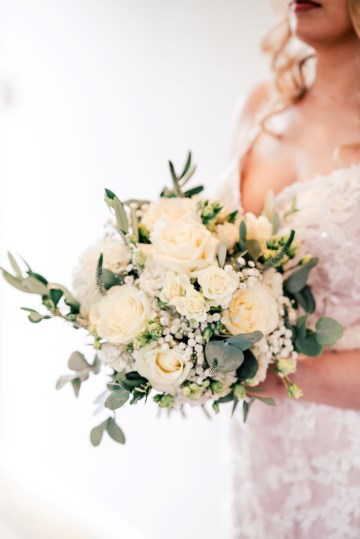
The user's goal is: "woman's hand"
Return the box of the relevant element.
[248,350,360,410]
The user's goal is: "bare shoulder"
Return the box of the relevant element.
[235,81,273,130]
[228,81,273,157]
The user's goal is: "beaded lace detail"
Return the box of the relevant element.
[218,104,360,539]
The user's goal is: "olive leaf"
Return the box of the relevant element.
[217,243,227,269]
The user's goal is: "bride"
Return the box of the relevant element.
[219,1,360,537]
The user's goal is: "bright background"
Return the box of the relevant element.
[0,1,279,538]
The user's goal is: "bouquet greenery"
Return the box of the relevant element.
[2,153,343,445]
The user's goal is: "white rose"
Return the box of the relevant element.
[150,215,219,274]
[159,271,190,303]
[89,285,151,344]
[97,342,133,372]
[169,285,209,322]
[72,237,132,318]
[196,265,239,308]
[214,221,239,250]
[141,198,196,232]
[244,212,273,250]
[138,258,166,295]
[223,282,279,336]
[134,345,192,394]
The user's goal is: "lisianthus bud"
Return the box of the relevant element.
[233,384,246,400]
[288,383,303,399]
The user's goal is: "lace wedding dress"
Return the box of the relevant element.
[218,103,360,539]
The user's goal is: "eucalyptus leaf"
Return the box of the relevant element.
[295,332,322,357]
[105,388,130,410]
[236,349,259,381]
[90,419,108,447]
[68,351,89,372]
[293,285,316,314]
[315,317,343,346]
[284,257,318,294]
[228,331,263,351]
[296,314,309,339]
[106,417,126,444]
[71,378,81,397]
[205,340,244,373]
[56,374,77,390]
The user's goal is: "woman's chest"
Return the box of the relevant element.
[240,107,360,215]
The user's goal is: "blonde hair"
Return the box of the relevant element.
[260,0,360,136]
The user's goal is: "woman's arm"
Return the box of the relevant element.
[255,350,360,410]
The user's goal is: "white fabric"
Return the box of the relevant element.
[218,107,360,539]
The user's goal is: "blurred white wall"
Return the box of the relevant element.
[0,1,279,538]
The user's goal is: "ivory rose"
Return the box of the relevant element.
[159,271,190,303]
[196,265,239,307]
[169,285,209,322]
[72,237,132,318]
[89,285,151,344]
[141,198,195,232]
[134,346,192,394]
[214,221,239,250]
[150,215,219,274]
[245,213,273,250]
[223,282,279,336]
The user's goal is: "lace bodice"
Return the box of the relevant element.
[218,105,360,539]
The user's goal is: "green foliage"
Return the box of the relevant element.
[226,210,239,224]
[138,224,151,244]
[90,417,126,446]
[228,331,263,351]
[315,317,343,346]
[106,417,126,444]
[105,388,130,410]
[238,221,262,262]
[56,353,100,396]
[236,349,259,381]
[292,285,316,314]
[284,257,318,294]
[293,315,343,356]
[20,307,51,323]
[161,152,198,198]
[217,243,227,269]
[205,340,244,373]
[205,331,262,374]
[262,230,296,272]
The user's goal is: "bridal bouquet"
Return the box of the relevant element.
[2,154,343,445]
